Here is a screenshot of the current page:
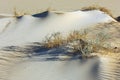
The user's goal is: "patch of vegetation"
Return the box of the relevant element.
[13,7,27,17]
[81,6,114,18]
[43,32,65,48]
[42,29,114,56]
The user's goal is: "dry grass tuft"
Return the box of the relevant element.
[81,6,114,18]
[13,7,27,17]
[67,30,88,42]
[43,22,120,56]
[43,32,65,48]
[43,29,116,56]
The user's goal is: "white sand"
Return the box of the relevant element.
[8,58,99,80]
[0,10,115,48]
[0,10,117,80]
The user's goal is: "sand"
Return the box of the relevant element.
[8,57,100,80]
[0,0,119,17]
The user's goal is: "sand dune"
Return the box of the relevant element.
[0,10,115,48]
[0,10,119,80]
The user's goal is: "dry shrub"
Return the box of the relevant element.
[67,30,111,55]
[43,32,65,48]
[43,30,89,48]
[66,30,89,55]
[43,22,120,56]
[67,30,88,42]
[88,32,111,51]
[13,7,27,17]
[81,6,113,18]
[43,28,116,56]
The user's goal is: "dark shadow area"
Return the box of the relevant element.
[1,43,87,61]
[91,62,100,80]
[115,16,120,22]
[1,46,25,52]
[32,11,49,18]
[16,16,23,19]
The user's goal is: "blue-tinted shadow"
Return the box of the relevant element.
[32,11,49,18]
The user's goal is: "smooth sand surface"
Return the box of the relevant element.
[0,0,119,17]
[8,58,100,80]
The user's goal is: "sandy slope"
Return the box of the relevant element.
[0,10,118,80]
[8,57,100,80]
[0,10,115,48]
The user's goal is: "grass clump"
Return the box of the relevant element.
[81,6,113,18]
[43,32,65,48]
[13,7,27,17]
[68,30,112,56]
[43,29,113,56]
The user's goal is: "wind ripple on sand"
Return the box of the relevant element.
[98,54,120,80]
